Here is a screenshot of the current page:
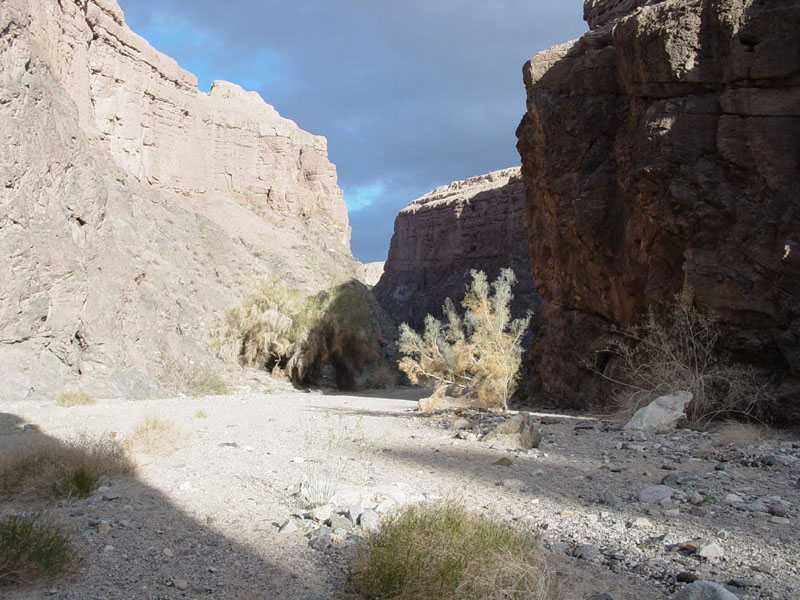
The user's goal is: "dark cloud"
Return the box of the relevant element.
[117,1,587,262]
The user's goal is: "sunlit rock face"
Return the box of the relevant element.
[0,0,357,400]
[516,0,800,420]
[374,168,540,330]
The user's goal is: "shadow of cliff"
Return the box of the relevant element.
[0,412,344,600]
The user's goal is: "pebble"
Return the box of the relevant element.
[639,485,674,503]
[603,492,623,508]
[309,504,333,523]
[359,510,380,532]
[769,516,790,525]
[672,580,738,600]
[631,517,652,528]
[696,540,724,559]
[103,545,114,553]
[573,544,600,560]
[724,493,744,504]
[279,520,298,534]
[173,579,189,591]
[677,571,700,583]
[347,504,364,526]
[502,478,525,490]
[163,548,175,558]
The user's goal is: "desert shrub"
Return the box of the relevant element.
[0,434,134,499]
[0,514,75,586]
[214,278,375,389]
[397,269,531,412]
[595,293,771,427]
[125,416,189,456]
[55,390,96,407]
[158,346,230,397]
[350,500,557,600]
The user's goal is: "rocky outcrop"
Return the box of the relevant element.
[516,0,800,419]
[0,0,357,400]
[374,168,539,329]
[358,262,385,287]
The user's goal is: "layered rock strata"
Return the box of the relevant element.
[516,0,800,419]
[0,0,357,400]
[374,168,539,329]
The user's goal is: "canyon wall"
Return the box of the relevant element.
[374,168,540,329]
[516,0,800,419]
[0,0,357,400]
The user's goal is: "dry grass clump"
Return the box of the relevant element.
[125,416,190,456]
[214,278,376,390]
[158,347,230,397]
[351,500,557,600]
[0,513,76,587]
[0,434,134,499]
[55,390,96,407]
[594,293,771,428]
[714,421,768,446]
[398,269,530,412]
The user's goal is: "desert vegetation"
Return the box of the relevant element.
[594,293,771,427]
[0,433,134,500]
[350,500,557,600]
[55,390,96,407]
[397,269,530,412]
[214,278,377,389]
[158,346,230,397]
[125,415,190,456]
[0,513,76,587]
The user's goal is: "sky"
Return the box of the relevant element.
[116,1,587,263]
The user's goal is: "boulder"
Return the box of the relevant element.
[671,581,738,600]
[624,392,692,432]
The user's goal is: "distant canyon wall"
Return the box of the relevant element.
[516,0,800,419]
[374,168,540,329]
[0,0,357,400]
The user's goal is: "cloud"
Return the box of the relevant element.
[116,1,588,262]
[344,181,389,213]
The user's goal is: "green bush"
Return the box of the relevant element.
[214,278,376,389]
[0,514,75,586]
[398,269,531,412]
[350,501,557,600]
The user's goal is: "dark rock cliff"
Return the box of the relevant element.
[516,0,800,420]
[374,168,540,330]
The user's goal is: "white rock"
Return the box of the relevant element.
[639,485,674,504]
[696,540,724,559]
[624,392,692,432]
[359,510,380,532]
[309,504,332,522]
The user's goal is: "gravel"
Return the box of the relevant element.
[1,385,798,599]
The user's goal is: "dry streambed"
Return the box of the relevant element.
[1,387,798,600]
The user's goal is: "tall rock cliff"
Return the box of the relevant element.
[374,168,540,329]
[516,0,800,419]
[0,0,357,400]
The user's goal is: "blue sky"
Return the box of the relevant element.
[116,1,587,262]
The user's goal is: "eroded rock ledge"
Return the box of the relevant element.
[516,0,800,420]
[374,168,540,329]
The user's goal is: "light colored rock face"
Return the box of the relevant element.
[358,262,385,287]
[517,0,800,420]
[623,392,692,432]
[373,168,540,329]
[0,0,357,401]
